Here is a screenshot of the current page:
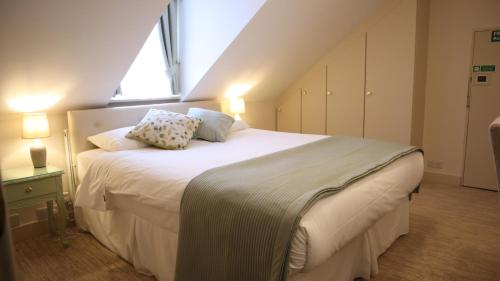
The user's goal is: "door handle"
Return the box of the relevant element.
[365,91,373,96]
[327,91,332,96]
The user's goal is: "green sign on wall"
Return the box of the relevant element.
[492,30,500,42]
[473,65,496,72]
[481,65,496,72]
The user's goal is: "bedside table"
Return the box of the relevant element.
[1,166,68,247]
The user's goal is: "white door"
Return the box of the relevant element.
[277,88,301,133]
[463,30,500,191]
[301,64,327,134]
[326,33,365,137]
[364,0,416,144]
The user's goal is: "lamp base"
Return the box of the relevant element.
[30,145,47,168]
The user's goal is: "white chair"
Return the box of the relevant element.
[489,117,500,192]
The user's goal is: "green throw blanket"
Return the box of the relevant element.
[175,136,422,281]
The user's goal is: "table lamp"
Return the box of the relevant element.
[230,97,246,120]
[22,113,50,168]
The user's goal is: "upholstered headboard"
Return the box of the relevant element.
[67,101,220,156]
[65,101,220,199]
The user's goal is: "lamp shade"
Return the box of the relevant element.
[230,97,246,114]
[22,113,50,139]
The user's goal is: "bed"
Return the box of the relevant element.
[65,101,424,281]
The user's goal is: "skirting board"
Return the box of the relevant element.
[423,171,462,186]
[10,220,50,243]
[10,219,76,243]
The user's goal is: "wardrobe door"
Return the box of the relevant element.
[301,64,327,134]
[364,0,417,144]
[326,33,366,137]
[277,87,301,133]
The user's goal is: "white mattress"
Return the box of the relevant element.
[75,128,423,272]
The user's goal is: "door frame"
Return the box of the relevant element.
[462,27,500,187]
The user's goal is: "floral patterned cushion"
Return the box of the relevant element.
[126,109,202,150]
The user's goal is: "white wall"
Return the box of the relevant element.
[179,0,267,99]
[0,0,168,113]
[422,0,500,178]
[221,100,277,131]
[182,0,386,102]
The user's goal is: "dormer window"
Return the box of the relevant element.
[112,1,179,102]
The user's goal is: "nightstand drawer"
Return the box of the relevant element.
[3,177,57,203]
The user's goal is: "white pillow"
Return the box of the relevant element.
[230,120,249,132]
[88,126,148,151]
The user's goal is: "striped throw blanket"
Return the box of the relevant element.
[175,136,421,281]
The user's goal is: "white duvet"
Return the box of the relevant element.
[75,128,423,272]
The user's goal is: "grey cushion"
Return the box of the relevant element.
[188,108,234,142]
[489,117,500,191]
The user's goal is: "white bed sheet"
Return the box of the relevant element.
[75,128,423,271]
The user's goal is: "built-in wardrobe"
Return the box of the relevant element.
[277,0,429,145]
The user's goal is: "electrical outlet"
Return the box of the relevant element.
[427,160,443,169]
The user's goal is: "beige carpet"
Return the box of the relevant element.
[13,183,500,281]
[14,228,154,281]
[373,183,500,281]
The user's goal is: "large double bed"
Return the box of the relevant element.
[66,101,423,281]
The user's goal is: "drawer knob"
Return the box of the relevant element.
[25,187,33,193]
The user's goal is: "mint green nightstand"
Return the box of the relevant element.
[1,166,68,247]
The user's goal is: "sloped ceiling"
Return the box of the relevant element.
[0,0,169,113]
[0,0,387,113]
[180,0,268,101]
[182,0,386,102]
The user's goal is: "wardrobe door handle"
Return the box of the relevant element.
[327,91,332,96]
[365,91,373,96]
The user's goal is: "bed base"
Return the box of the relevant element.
[79,198,410,281]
